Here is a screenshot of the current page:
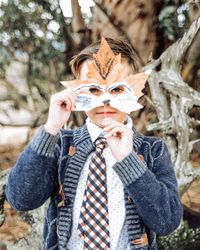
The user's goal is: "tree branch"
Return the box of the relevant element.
[143,17,200,195]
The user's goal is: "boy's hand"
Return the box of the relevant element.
[44,89,77,135]
[102,118,133,162]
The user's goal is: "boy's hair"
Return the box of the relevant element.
[70,37,141,78]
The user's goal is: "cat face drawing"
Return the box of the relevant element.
[60,37,150,114]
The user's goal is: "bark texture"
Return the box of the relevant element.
[143,17,200,195]
[91,0,159,64]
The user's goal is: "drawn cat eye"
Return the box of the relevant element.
[109,86,125,94]
[89,87,103,96]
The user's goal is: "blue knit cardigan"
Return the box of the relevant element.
[6,124,183,250]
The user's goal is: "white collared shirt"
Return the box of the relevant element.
[67,117,132,250]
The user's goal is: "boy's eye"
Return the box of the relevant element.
[89,87,103,96]
[109,86,125,94]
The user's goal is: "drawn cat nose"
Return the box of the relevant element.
[103,99,110,105]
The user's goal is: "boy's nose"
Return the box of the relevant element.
[103,99,110,105]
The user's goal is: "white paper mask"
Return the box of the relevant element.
[61,37,150,114]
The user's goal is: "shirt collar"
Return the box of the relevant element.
[86,116,133,142]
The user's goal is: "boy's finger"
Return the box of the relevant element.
[64,95,76,111]
[104,127,124,138]
[54,90,76,103]
[102,119,122,128]
[68,90,78,100]
[61,89,78,101]
[65,93,77,108]
[64,96,72,111]
[103,123,123,132]
[71,99,76,111]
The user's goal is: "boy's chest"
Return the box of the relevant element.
[59,142,153,188]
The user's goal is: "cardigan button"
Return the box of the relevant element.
[68,146,76,156]
[131,233,148,246]
[138,154,145,161]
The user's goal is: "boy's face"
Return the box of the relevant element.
[60,37,149,126]
[79,60,131,127]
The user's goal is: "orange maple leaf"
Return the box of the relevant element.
[87,37,122,85]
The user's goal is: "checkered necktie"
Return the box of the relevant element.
[77,137,110,250]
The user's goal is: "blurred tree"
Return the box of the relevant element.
[91,0,190,62]
[0,0,71,123]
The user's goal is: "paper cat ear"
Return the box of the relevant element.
[124,72,149,99]
[87,37,122,84]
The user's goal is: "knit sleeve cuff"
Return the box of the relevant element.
[113,151,147,186]
[30,126,60,157]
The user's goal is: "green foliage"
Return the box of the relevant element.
[158,2,189,41]
[0,48,10,78]
[0,0,67,81]
[158,220,200,250]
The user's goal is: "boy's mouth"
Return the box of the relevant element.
[96,112,116,115]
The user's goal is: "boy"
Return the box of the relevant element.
[6,37,182,250]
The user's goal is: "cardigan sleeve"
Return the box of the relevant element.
[113,139,183,236]
[6,126,61,211]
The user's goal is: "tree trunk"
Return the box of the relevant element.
[91,0,160,64]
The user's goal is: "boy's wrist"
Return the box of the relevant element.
[44,123,60,135]
[115,149,132,162]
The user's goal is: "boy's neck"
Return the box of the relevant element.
[88,117,129,128]
[86,116,132,143]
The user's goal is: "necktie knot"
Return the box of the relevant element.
[95,137,107,150]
